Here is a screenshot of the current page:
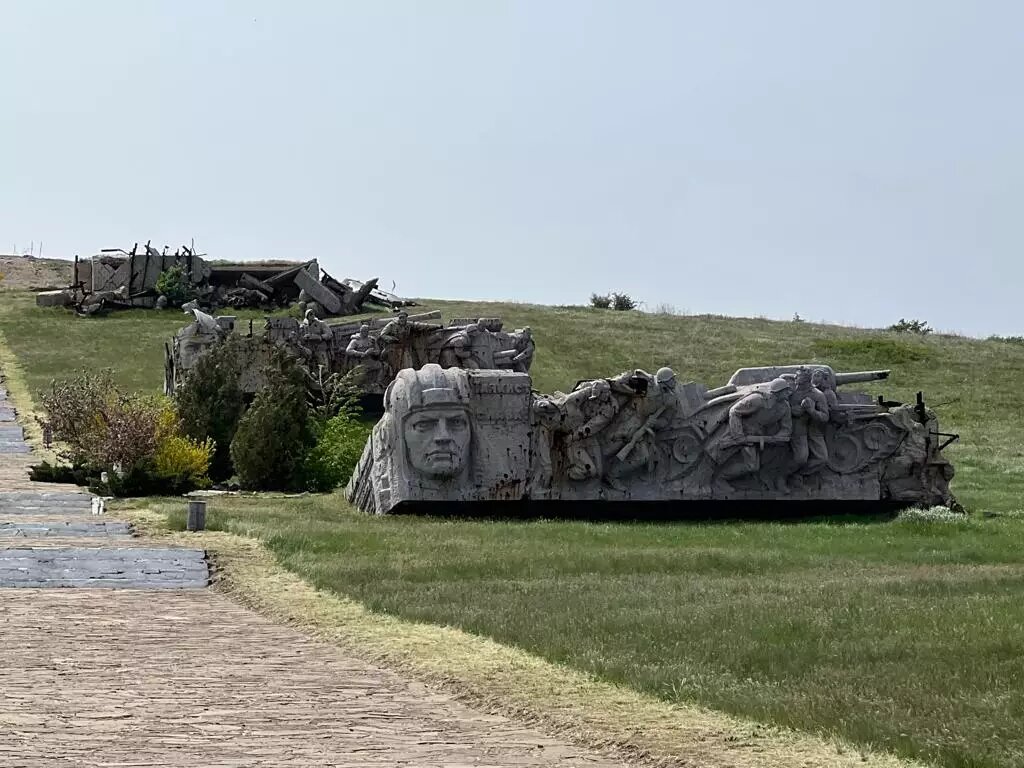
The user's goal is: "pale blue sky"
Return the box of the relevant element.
[2,1,1020,335]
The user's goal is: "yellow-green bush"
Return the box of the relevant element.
[153,406,214,488]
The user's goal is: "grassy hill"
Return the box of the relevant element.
[4,288,1024,766]
[0,288,1017,513]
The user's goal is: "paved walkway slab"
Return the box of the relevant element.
[0,520,132,538]
[0,590,620,767]
[0,547,208,588]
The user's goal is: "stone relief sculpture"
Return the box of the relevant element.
[348,365,532,513]
[164,310,534,399]
[347,362,957,514]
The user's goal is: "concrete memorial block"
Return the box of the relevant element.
[348,363,958,514]
[165,310,534,400]
[347,365,532,513]
[35,289,74,307]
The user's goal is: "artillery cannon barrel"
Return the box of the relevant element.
[834,370,890,386]
[703,384,737,400]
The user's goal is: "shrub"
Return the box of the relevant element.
[155,265,194,307]
[590,293,612,309]
[175,335,252,480]
[152,405,214,489]
[988,335,1024,345]
[793,312,805,323]
[38,373,212,496]
[230,364,314,491]
[611,292,639,311]
[889,318,932,335]
[302,412,372,491]
[40,370,161,473]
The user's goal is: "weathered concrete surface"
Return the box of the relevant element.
[0,490,95,516]
[0,520,132,538]
[0,547,208,588]
[349,363,957,513]
[0,590,623,767]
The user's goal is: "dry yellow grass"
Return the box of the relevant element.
[124,505,924,768]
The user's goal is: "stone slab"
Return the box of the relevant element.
[0,442,30,454]
[0,547,208,589]
[0,408,16,422]
[0,521,132,537]
[0,425,25,440]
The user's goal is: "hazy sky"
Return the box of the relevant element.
[2,2,1020,335]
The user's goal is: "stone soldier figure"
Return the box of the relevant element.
[378,311,437,373]
[345,323,379,360]
[440,320,485,370]
[811,368,844,424]
[601,367,680,484]
[301,308,334,370]
[509,326,535,373]
[710,377,794,490]
[566,379,620,481]
[788,366,830,476]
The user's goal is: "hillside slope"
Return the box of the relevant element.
[0,255,73,290]
[0,290,1018,513]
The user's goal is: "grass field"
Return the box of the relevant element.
[146,493,1024,768]
[5,287,1024,766]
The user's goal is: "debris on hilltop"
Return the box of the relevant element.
[34,240,415,317]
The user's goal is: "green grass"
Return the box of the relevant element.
[147,493,1024,768]
[9,287,1024,765]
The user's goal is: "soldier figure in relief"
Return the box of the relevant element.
[709,377,794,490]
[788,366,830,477]
[566,379,620,481]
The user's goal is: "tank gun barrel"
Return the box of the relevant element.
[834,370,890,386]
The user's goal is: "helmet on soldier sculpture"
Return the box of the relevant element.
[769,377,792,393]
[655,367,676,384]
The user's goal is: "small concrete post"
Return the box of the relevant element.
[186,499,207,531]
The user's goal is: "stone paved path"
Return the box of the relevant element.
[0,371,625,766]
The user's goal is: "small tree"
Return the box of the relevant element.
[230,368,314,491]
[155,265,194,307]
[590,293,612,309]
[611,292,638,311]
[40,370,160,473]
[889,318,932,335]
[175,335,252,480]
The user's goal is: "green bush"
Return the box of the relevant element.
[175,336,252,481]
[229,367,314,491]
[155,265,194,307]
[889,318,932,335]
[611,292,639,311]
[302,413,373,492]
[590,293,612,309]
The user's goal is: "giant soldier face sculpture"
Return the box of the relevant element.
[405,408,471,477]
[387,364,474,480]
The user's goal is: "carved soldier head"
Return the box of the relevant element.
[768,377,793,399]
[396,310,409,325]
[387,364,473,480]
[589,379,611,402]
[656,367,677,392]
[811,368,833,391]
[794,366,812,389]
[358,323,370,338]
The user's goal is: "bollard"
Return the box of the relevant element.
[186,499,207,532]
